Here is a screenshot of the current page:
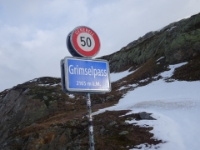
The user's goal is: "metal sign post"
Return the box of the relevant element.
[61,26,111,150]
[86,93,95,150]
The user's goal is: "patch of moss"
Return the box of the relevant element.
[27,85,63,107]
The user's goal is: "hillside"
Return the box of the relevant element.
[0,13,200,150]
[100,12,200,77]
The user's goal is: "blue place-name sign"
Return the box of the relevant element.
[61,57,111,93]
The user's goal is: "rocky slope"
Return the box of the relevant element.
[100,12,200,75]
[0,13,200,149]
[0,77,160,150]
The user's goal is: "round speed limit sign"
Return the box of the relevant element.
[67,26,100,57]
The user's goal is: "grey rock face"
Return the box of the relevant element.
[139,112,155,120]
[100,13,200,73]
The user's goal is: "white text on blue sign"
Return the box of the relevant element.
[66,58,110,92]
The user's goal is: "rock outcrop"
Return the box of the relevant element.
[0,78,160,149]
[100,13,200,73]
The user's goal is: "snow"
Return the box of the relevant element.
[68,94,75,98]
[94,62,200,150]
[38,84,50,86]
[38,83,59,87]
[160,62,188,78]
[118,84,138,91]
[110,70,132,82]
[110,69,138,82]
[166,26,177,32]
[29,78,38,82]
[156,56,165,62]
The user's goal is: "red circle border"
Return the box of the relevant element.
[71,26,100,57]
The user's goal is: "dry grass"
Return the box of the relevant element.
[172,54,200,81]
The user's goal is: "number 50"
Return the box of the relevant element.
[80,36,92,47]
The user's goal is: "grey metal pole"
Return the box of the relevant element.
[86,93,95,150]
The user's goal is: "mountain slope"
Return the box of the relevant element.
[98,63,200,150]
[100,12,200,74]
[0,77,161,149]
[0,12,200,149]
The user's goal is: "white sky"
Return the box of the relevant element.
[0,0,200,91]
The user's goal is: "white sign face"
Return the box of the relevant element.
[77,33,95,52]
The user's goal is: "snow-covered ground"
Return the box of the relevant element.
[110,68,139,82]
[94,62,200,150]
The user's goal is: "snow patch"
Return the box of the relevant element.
[166,26,176,32]
[110,68,138,82]
[93,79,200,150]
[118,84,138,91]
[29,78,38,82]
[38,84,50,86]
[68,94,75,98]
[160,62,187,78]
[156,57,165,62]
[51,84,59,87]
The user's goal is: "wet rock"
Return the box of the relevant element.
[139,112,155,120]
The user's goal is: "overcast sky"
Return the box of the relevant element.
[0,0,200,92]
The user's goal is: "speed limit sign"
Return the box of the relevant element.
[67,26,100,57]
